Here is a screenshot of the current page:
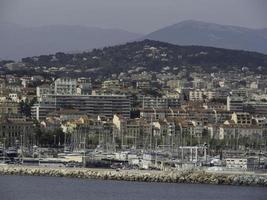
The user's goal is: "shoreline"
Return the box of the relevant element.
[0,166,267,187]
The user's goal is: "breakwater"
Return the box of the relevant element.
[0,166,267,187]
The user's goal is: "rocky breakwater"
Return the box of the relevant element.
[0,165,267,187]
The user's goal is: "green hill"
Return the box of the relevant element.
[18,40,267,75]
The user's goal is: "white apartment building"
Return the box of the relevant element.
[52,78,77,95]
[189,89,215,101]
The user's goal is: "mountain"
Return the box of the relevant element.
[144,20,267,54]
[0,23,142,60]
[18,40,267,76]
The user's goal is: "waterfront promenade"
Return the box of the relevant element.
[0,165,267,187]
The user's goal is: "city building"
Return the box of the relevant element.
[32,94,131,120]
[0,116,35,147]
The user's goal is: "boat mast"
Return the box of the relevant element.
[3,138,6,163]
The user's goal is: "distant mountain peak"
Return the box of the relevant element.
[145,20,267,54]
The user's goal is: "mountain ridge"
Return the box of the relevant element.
[0,23,142,60]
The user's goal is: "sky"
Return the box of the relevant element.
[1,0,267,34]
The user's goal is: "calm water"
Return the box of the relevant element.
[0,175,266,200]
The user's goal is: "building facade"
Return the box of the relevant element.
[32,94,131,120]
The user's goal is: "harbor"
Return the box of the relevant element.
[1,141,267,174]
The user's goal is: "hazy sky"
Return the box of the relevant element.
[1,0,267,33]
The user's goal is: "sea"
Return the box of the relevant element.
[0,175,266,200]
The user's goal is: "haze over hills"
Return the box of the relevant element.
[145,20,267,54]
[2,20,267,60]
[0,23,142,60]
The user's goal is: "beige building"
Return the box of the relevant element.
[0,100,19,116]
[0,116,34,147]
[231,112,251,125]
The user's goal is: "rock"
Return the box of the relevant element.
[0,166,266,187]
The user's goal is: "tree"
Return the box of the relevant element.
[34,123,64,147]
[19,98,37,117]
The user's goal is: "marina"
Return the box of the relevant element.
[1,1,267,200]
[1,143,267,172]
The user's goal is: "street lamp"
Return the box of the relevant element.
[53,135,56,147]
